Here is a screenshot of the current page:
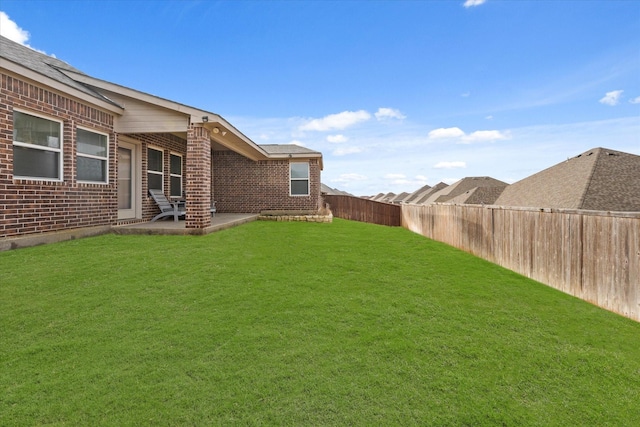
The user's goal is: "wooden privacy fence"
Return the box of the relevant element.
[402,204,640,322]
[324,195,401,226]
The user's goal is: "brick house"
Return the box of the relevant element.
[0,36,323,240]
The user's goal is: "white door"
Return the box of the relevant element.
[118,141,138,219]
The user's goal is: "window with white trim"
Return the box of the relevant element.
[147,147,163,191]
[169,153,182,198]
[77,128,108,183]
[290,162,309,196]
[12,111,63,180]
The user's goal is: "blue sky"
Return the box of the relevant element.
[2,0,639,196]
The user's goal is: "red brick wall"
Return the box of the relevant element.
[185,125,211,229]
[1,72,116,238]
[212,150,321,213]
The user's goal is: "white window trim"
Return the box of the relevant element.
[76,126,109,184]
[12,109,64,182]
[290,161,310,197]
[147,146,164,191]
[169,152,183,199]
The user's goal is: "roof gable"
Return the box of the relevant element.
[581,148,640,211]
[414,182,449,204]
[424,177,507,204]
[446,186,507,205]
[405,184,432,203]
[495,147,640,211]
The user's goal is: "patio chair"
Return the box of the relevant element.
[149,189,186,222]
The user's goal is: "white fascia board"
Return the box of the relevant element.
[61,69,212,119]
[268,152,324,169]
[62,69,273,160]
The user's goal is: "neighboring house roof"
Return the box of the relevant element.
[320,184,353,196]
[367,192,385,200]
[413,182,450,204]
[373,192,396,203]
[320,183,335,194]
[389,192,411,203]
[446,186,507,205]
[495,147,640,211]
[405,184,432,203]
[423,177,508,204]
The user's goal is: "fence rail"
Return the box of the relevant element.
[324,195,401,226]
[401,204,640,322]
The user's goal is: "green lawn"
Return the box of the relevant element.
[1,219,639,426]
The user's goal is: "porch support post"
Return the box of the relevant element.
[185,124,212,229]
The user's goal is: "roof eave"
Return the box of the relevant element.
[1,58,125,115]
[60,69,274,161]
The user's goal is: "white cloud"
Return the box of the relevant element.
[333,146,363,156]
[384,173,406,180]
[434,161,467,169]
[289,140,305,146]
[0,11,51,56]
[485,115,494,120]
[391,179,413,185]
[428,126,509,143]
[375,107,406,121]
[599,90,623,106]
[333,173,368,183]
[443,177,461,185]
[463,0,487,8]
[384,173,424,186]
[327,134,348,143]
[461,92,471,97]
[462,130,510,143]
[428,127,465,139]
[629,96,640,104]
[0,12,30,45]
[299,110,371,131]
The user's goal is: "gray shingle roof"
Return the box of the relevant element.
[495,147,640,212]
[320,184,353,196]
[390,192,411,203]
[372,192,396,202]
[0,36,116,105]
[405,184,432,203]
[423,177,508,204]
[446,186,507,205]
[259,144,321,155]
[414,182,449,204]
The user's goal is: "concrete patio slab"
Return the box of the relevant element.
[113,213,259,235]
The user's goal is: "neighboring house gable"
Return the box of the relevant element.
[319,184,353,196]
[446,186,507,205]
[389,192,411,204]
[495,147,640,211]
[423,177,507,204]
[413,182,449,204]
[405,184,431,203]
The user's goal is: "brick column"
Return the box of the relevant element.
[185,124,211,229]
